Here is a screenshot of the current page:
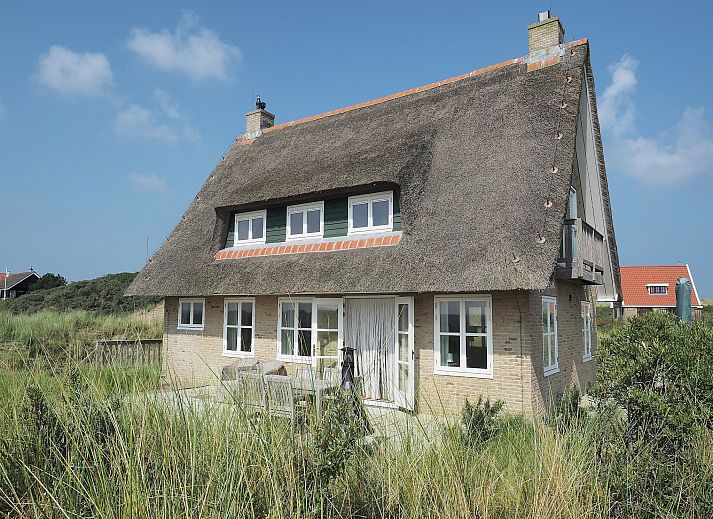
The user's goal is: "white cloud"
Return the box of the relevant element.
[113,90,199,142]
[126,11,241,81]
[601,55,713,186]
[128,172,168,193]
[34,46,114,96]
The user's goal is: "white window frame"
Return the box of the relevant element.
[286,201,324,240]
[433,295,493,378]
[581,301,592,362]
[234,210,267,245]
[177,298,205,331]
[277,298,315,363]
[542,296,559,376]
[223,298,256,358]
[347,191,393,235]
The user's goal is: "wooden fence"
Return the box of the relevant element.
[93,339,163,367]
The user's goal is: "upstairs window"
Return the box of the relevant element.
[178,298,205,330]
[287,202,323,240]
[648,284,668,295]
[542,296,558,375]
[348,191,393,234]
[235,210,266,244]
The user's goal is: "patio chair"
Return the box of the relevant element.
[235,371,267,412]
[264,374,296,420]
[295,365,317,381]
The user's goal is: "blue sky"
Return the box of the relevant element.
[1,1,711,298]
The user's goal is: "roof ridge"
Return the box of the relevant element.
[238,38,588,145]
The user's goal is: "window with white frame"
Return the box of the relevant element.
[234,210,266,244]
[278,299,313,360]
[581,301,592,361]
[542,296,558,375]
[348,191,393,234]
[434,296,492,377]
[286,202,323,240]
[224,299,255,356]
[178,298,205,330]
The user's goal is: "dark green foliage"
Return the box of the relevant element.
[460,396,505,447]
[27,273,67,292]
[592,311,713,517]
[0,272,160,314]
[548,386,587,433]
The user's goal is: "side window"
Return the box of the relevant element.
[542,296,558,375]
[581,301,592,361]
[178,298,205,330]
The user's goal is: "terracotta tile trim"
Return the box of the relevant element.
[214,235,401,261]
[237,39,588,147]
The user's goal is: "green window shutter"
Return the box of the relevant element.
[324,198,348,238]
[393,194,401,231]
[266,206,287,243]
[226,215,236,247]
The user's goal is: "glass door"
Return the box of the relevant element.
[312,298,343,378]
[394,297,415,410]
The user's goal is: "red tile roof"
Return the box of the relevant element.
[621,265,701,308]
[0,273,5,284]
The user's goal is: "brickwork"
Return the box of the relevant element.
[527,17,564,54]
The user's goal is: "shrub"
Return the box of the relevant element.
[460,396,505,447]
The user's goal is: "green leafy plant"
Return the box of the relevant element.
[460,396,505,447]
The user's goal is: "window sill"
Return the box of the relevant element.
[544,366,560,377]
[582,354,593,363]
[433,368,493,379]
[222,351,255,359]
[177,325,204,332]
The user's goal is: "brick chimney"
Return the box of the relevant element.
[528,10,565,57]
[245,96,275,138]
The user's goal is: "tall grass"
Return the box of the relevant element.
[0,363,608,519]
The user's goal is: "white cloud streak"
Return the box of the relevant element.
[126,11,241,81]
[34,46,114,96]
[128,172,168,193]
[113,90,199,142]
[601,55,713,186]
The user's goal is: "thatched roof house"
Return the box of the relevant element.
[128,12,620,416]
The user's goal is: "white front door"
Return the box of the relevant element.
[311,298,343,377]
[394,297,415,410]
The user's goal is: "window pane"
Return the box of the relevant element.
[542,302,549,332]
[226,302,238,326]
[240,327,252,352]
[398,363,408,391]
[398,304,408,332]
[252,217,264,240]
[317,305,338,330]
[281,329,293,355]
[466,336,487,369]
[398,333,409,362]
[372,199,389,227]
[543,334,548,365]
[241,302,253,327]
[281,302,295,328]
[298,302,312,329]
[306,209,321,234]
[352,202,368,228]
[298,329,312,357]
[439,301,460,333]
[440,335,460,367]
[289,211,303,235]
[180,302,191,325]
[193,302,203,325]
[226,327,238,351]
[317,331,338,357]
[237,219,250,241]
[465,301,487,333]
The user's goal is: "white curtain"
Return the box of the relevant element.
[345,298,395,401]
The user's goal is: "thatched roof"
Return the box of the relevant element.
[127,39,620,297]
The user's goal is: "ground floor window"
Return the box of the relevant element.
[433,295,492,377]
[178,298,204,330]
[581,301,592,361]
[277,298,342,368]
[223,298,255,356]
[542,296,558,375]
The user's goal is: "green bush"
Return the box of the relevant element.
[592,311,713,517]
[460,396,505,447]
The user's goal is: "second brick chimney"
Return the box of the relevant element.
[245,96,275,138]
[528,10,565,57]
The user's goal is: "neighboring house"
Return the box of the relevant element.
[127,12,621,415]
[620,265,703,320]
[0,270,40,299]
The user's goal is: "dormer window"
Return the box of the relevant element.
[348,191,393,234]
[647,284,668,295]
[235,210,266,244]
[287,202,324,240]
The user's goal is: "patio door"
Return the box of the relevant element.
[394,297,415,410]
[311,298,343,377]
